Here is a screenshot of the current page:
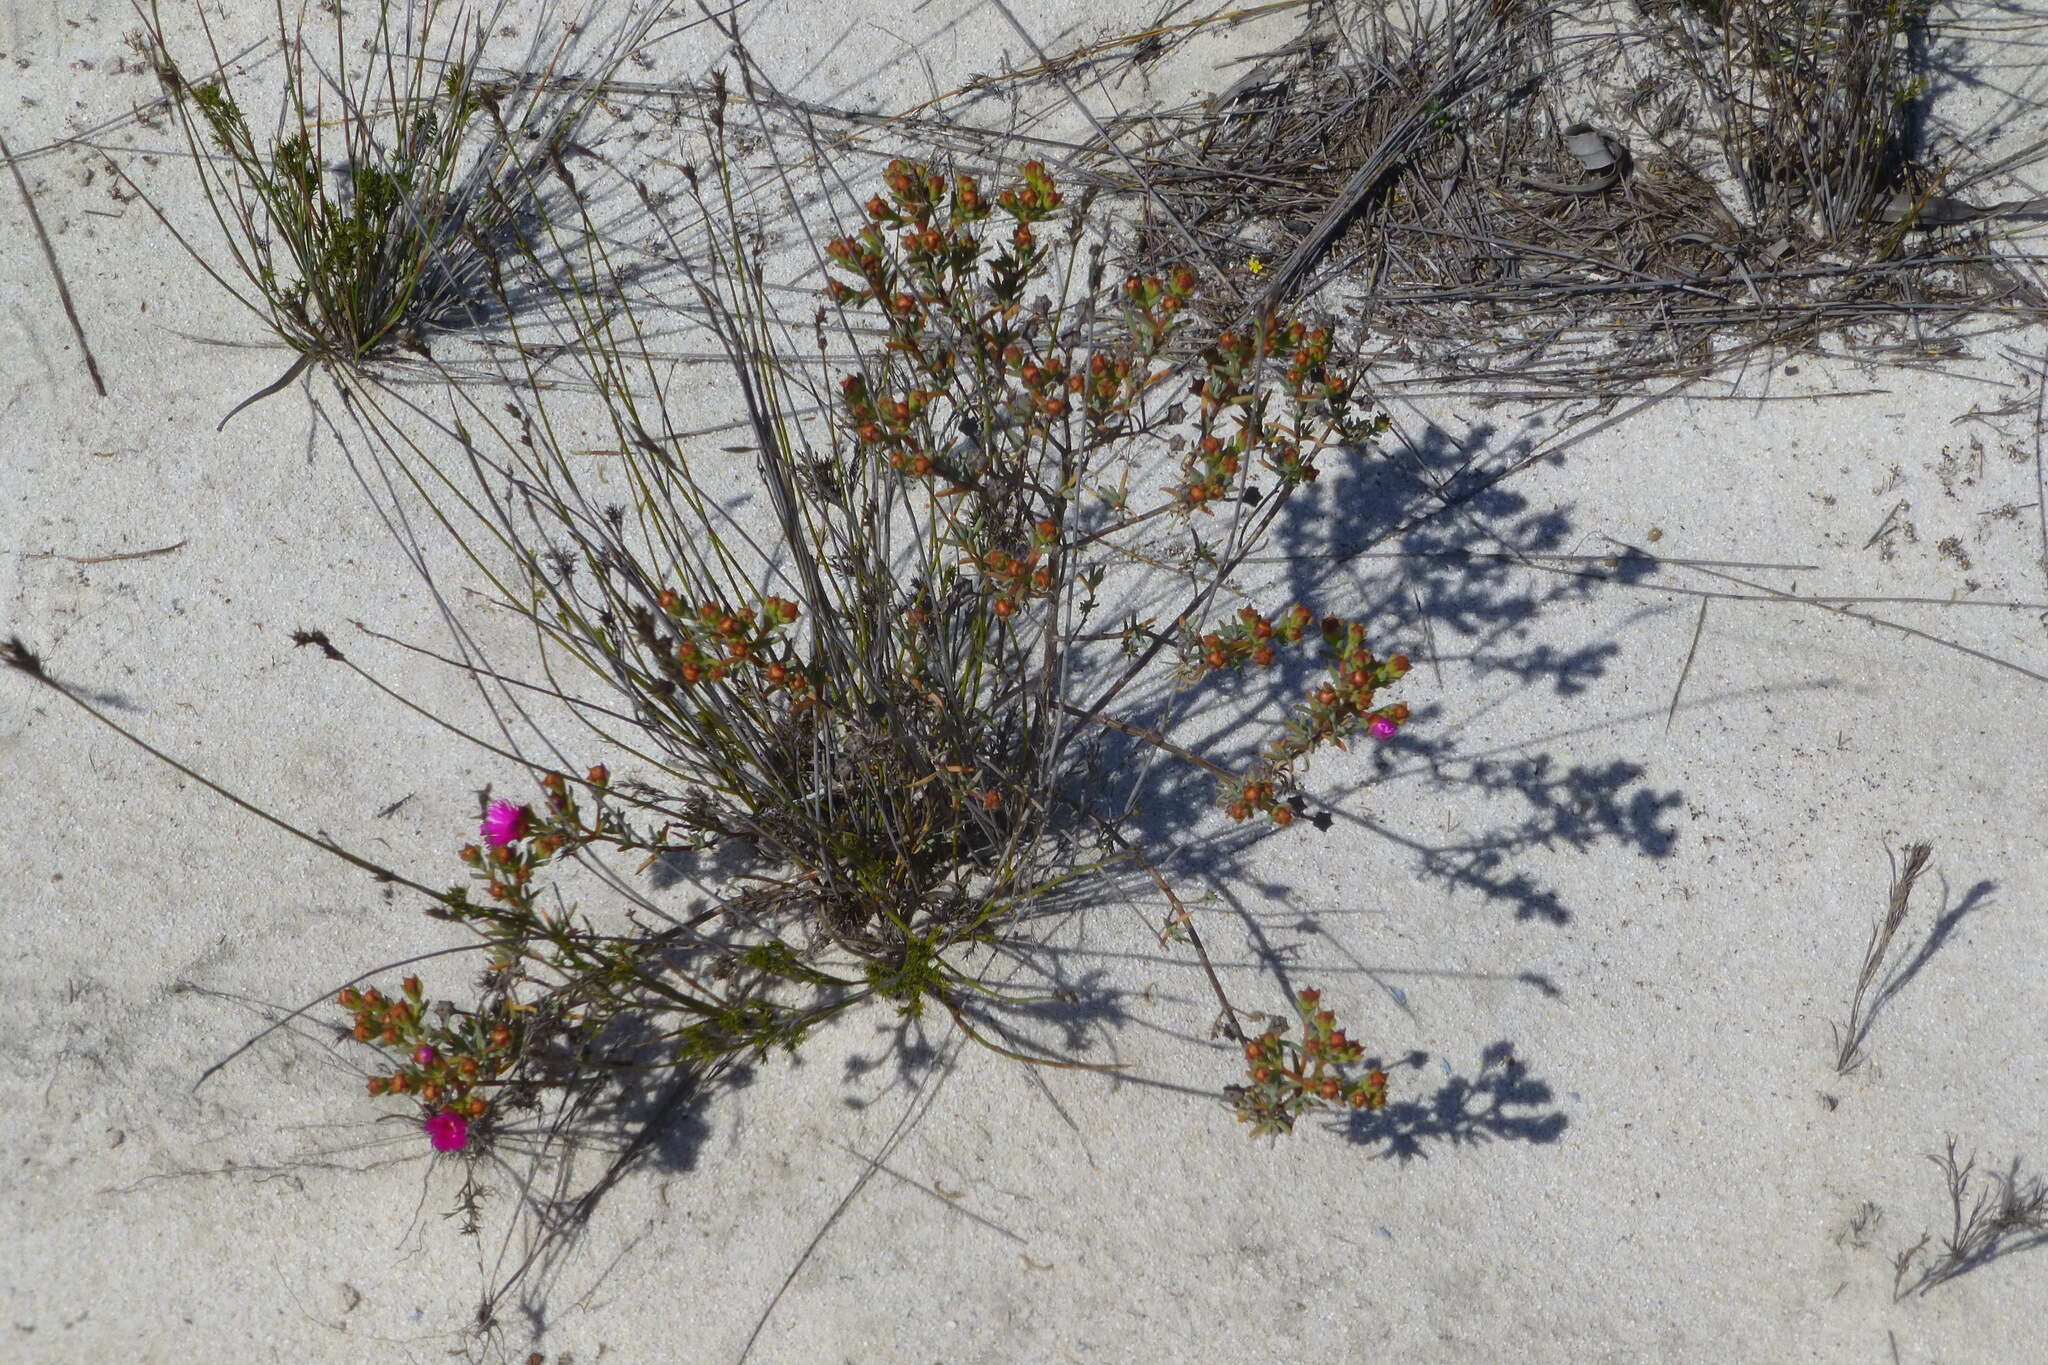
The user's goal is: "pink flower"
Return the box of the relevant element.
[1368,716,1398,741]
[424,1110,470,1152]
[413,1045,438,1067]
[481,800,529,849]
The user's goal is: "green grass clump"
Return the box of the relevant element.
[132,0,652,424]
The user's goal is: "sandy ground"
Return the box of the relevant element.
[5,2,2048,1362]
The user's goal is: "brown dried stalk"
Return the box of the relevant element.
[1833,841,1931,1074]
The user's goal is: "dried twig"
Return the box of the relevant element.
[1894,1137,2048,1298]
[25,539,188,565]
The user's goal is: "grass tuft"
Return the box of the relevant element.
[129,0,656,424]
[1893,1136,2048,1298]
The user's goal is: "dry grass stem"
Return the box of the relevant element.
[2,131,107,396]
[1833,840,1931,1073]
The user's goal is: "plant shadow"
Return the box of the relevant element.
[1084,408,1686,931]
[1328,1040,1568,1160]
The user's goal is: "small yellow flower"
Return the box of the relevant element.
[1246,255,1265,275]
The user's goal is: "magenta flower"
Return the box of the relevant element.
[413,1044,438,1067]
[1368,716,1398,741]
[424,1110,470,1152]
[481,800,529,849]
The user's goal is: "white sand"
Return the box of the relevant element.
[5,2,2048,1361]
